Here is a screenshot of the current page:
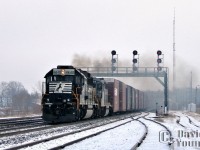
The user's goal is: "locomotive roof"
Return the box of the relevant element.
[44,65,75,78]
[44,65,92,78]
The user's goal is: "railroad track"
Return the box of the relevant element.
[182,111,200,128]
[0,116,43,128]
[0,117,46,136]
[1,112,141,150]
[175,115,186,128]
[131,114,173,150]
[130,111,149,149]
[48,118,135,150]
[0,122,50,137]
[186,116,200,128]
[175,113,200,129]
[60,112,149,150]
[0,116,42,124]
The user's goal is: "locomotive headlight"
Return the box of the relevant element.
[61,69,65,76]
[47,99,49,102]
[63,99,66,102]
[67,99,70,101]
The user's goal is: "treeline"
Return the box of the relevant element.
[0,81,41,116]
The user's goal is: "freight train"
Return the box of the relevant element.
[41,65,144,123]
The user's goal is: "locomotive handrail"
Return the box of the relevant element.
[72,89,80,111]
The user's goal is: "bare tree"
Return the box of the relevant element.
[31,80,42,104]
[0,81,43,116]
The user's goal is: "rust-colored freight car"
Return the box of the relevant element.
[105,78,145,113]
[131,88,136,110]
[126,85,132,111]
[139,91,144,110]
[105,78,120,113]
[119,82,127,112]
[135,89,139,110]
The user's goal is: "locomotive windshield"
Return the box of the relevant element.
[53,76,73,82]
[46,76,74,84]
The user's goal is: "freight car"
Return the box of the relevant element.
[104,78,144,113]
[41,65,144,123]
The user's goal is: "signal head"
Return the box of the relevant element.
[133,59,137,63]
[157,50,162,56]
[157,58,162,63]
[111,58,116,63]
[133,50,138,55]
[111,50,116,55]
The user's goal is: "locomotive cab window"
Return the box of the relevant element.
[53,76,56,81]
[50,76,74,82]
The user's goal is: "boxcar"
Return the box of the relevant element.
[126,85,132,111]
[139,91,144,110]
[105,78,120,113]
[132,88,136,110]
[135,89,139,110]
[119,81,127,112]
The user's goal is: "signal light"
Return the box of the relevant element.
[133,59,137,63]
[111,58,116,63]
[157,50,163,71]
[133,50,138,55]
[132,50,139,72]
[111,50,116,55]
[111,50,117,73]
[157,50,162,56]
[157,58,162,63]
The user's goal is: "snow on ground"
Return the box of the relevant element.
[63,121,144,150]
[21,118,144,150]
[1,114,138,149]
[155,111,200,150]
[2,111,200,150]
[137,117,169,150]
[184,112,200,127]
[178,112,199,131]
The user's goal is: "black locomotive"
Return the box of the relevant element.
[42,65,112,123]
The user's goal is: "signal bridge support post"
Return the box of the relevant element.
[78,67,169,115]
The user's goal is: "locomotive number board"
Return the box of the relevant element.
[53,69,75,75]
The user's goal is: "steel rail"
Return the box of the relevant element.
[4,113,141,150]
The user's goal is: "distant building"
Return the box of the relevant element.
[188,103,196,112]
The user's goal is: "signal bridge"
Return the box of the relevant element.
[78,66,169,115]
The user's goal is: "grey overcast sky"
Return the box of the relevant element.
[0,0,200,92]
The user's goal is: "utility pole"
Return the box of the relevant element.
[173,8,176,95]
[190,71,193,104]
[173,8,178,111]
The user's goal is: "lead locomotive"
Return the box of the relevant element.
[41,65,112,123]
